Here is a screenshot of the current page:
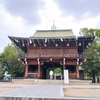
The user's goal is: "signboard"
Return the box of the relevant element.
[64,70,69,84]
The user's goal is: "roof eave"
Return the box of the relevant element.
[29,36,76,39]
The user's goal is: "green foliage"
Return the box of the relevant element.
[12,43,25,55]
[0,44,25,77]
[80,28,100,82]
[0,67,4,79]
[79,28,95,36]
[4,45,18,61]
[46,67,62,79]
[54,68,62,74]
[46,67,55,79]
[79,28,100,37]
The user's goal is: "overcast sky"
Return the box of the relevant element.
[0,0,100,53]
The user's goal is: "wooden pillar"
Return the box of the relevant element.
[63,58,66,77]
[76,65,79,78]
[63,64,66,70]
[40,62,43,78]
[63,58,66,69]
[76,58,79,78]
[38,61,41,78]
[25,64,28,77]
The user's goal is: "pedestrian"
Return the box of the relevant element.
[49,70,54,79]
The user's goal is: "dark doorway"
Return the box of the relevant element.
[28,65,38,73]
[28,65,38,78]
[79,70,84,80]
[41,62,63,79]
[41,65,47,79]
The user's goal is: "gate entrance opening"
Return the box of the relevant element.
[41,62,63,79]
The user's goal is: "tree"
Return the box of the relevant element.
[79,27,100,37]
[0,66,4,79]
[54,68,62,74]
[82,42,100,82]
[80,28,100,83]
[0,44,25,77]
[79,28,95,36]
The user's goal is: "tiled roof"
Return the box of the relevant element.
[30,29,75,39]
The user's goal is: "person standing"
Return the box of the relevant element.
[49,70,54,79]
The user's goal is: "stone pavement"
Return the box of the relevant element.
[0,83,100,99]
[0,84,64,99]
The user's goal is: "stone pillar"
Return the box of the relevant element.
[64,70,69,84]
[25,64,28,77]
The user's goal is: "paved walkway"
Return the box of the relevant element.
[0,83,100,99]
[0,84,64,99]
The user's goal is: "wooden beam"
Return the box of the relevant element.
[63,39,66,42]
[29,39,32,44]
[31,39,33,43]
[31,39,34,44]
[52,39,55,45]
[42,39,45,45]
[37,39,41,45]
[27,39,30,46]
[47,39,50,45]
[21,39,24,47]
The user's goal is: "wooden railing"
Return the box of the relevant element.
[19,53,85,59]
[20,54,78,58]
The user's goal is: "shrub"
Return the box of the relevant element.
[54,68,62,74]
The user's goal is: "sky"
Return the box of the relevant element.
[0,0,100,53]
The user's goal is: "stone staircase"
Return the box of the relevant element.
[34,79,63,85]
[12,79,92,85]
[12,79,34,84]
[34,79,91,85]
[69,79,91,85]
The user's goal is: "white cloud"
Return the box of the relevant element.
[0,0,100,53]
[0,6,29,37]
[0,5,36,53]
[72,16,100,36]
[38,0,62,29]
[79,16,100,28]
[38,0,100,36]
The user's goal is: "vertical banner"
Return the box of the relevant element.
[64,70,69,84]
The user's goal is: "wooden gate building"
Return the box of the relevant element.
[8,29,95,79]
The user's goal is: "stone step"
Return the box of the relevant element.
[69,80,91,85]
[12,79,34,84]
[12,79,91,85]
[34,79,91,85]
[34,79,63,85]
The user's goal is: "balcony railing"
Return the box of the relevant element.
[19,53,86,59]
